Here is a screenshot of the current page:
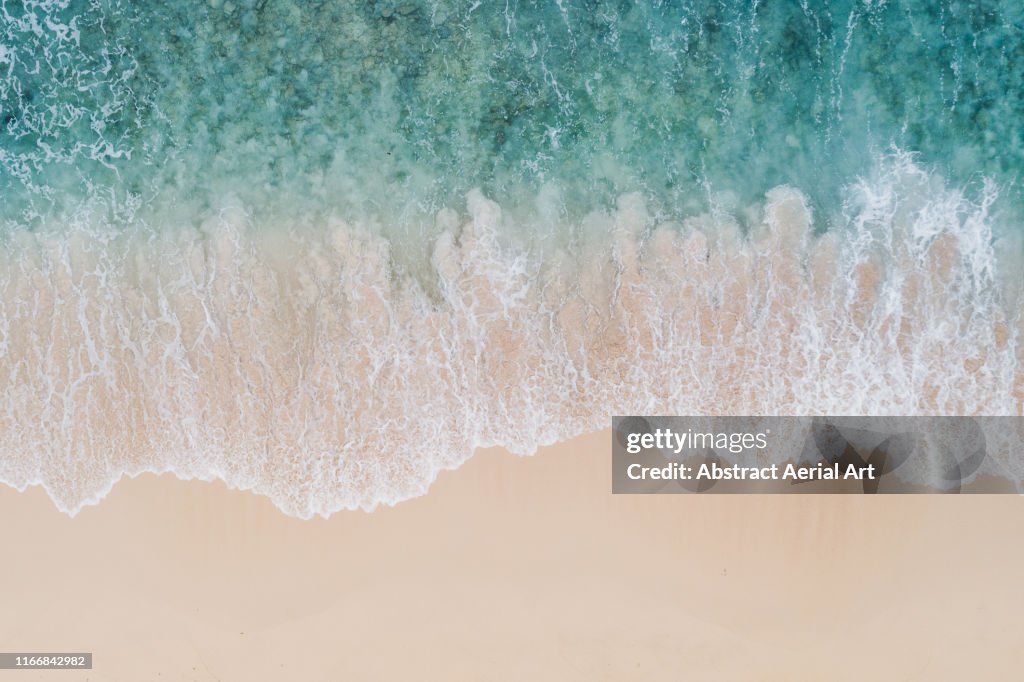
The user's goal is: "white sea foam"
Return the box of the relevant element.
[0,155,1021,516]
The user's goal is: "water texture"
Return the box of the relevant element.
[1,0,1021,515]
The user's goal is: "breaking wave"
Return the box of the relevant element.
[0,154,1020,516]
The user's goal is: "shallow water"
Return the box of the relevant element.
[1,0,1022,515]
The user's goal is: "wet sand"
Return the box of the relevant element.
[2,429,1023,681]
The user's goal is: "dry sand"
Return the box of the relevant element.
[2,429,1023,681]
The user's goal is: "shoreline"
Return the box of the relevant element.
[3,429,1023,680]
[3,175,1021,517]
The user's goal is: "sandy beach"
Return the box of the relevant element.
[4,428,1019,675]
[1,429,1022,681]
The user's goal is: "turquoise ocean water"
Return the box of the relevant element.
[1,1,1022,515]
